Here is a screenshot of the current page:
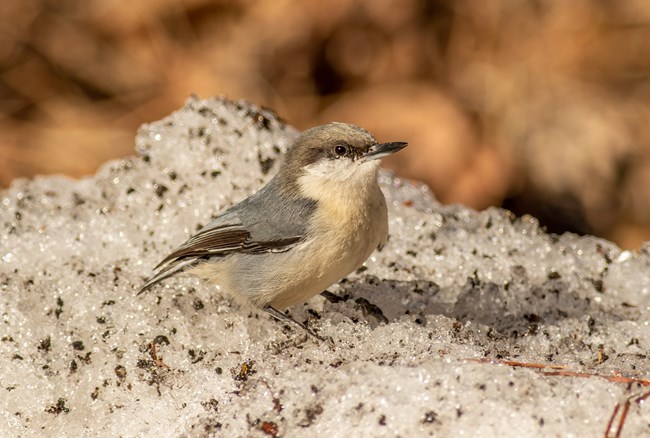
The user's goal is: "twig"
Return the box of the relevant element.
[465,357,650,438]
[466,358,566,370]
[149,341,169,369]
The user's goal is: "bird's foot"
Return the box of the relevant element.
[264,306,327,342]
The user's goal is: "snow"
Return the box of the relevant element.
[1,96,649,437]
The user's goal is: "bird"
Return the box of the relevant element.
[138,122,407,339]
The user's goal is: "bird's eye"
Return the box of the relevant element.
[334,145,347,156]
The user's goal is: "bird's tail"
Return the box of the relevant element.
[137,258,200,295]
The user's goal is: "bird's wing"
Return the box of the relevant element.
[154,220,302,270]
[138,211,305,294]
[138,177,317,294]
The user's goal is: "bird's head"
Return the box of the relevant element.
[279,122,407,200]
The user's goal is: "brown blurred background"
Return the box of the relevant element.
[2,0,650,248]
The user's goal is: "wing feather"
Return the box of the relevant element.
[138,176,317,294]
[153,227,250,269]
[139,222,302,294]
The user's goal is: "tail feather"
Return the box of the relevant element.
[137,258,200,295]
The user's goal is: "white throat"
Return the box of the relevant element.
[297,159,381,206]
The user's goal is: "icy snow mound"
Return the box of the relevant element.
[1,96,649,437]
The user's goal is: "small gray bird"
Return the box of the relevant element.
[139,122,406,338]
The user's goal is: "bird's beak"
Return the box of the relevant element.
[362,141,408,162]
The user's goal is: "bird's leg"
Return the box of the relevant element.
[264,306,325,341]
[320,290,350,304]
